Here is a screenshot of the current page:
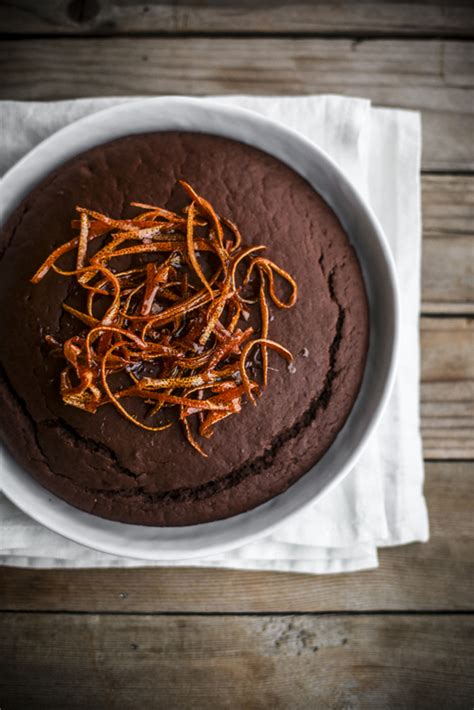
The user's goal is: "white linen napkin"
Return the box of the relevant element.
[0,95,428,573]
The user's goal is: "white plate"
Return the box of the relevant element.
[0,97,399,560]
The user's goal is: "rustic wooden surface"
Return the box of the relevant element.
[1,614,473,709]
[0,1,473,708]
[2,0,474,37]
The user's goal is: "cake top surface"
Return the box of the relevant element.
[0,131,368,525]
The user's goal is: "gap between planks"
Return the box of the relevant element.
[0,609,473,617]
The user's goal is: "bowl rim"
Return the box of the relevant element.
[0,96,399,560]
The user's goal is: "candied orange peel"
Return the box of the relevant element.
[31,181,298,456]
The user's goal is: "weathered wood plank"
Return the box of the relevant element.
[420,320,473,458]
[2,0,473,37]
[423,175,474,235]
[421,319,473,458]
[0,38,473,171]
[421,318,473,382]
[422,235,474,314]
[422,175,474,314]
[421,381,474,458]
[0,612,472,709]
[1,462,472,612]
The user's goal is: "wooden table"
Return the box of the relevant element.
[1,2,473,707]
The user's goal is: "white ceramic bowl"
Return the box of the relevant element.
[0,97,399,560]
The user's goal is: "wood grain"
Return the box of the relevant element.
[423,236,473,313]
[422,175,474,314]
[1,612,472,709]
[2,0,473,37]
[1,462,472,612]
[421,318,474,460]
[421,381,474,459]
[421,319,473,458]
[421,318,473,382]
[1,38,473,171]
[423,175,474,235]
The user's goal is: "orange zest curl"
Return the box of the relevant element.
[31,181,298,455]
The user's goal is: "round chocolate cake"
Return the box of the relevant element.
[0,132,369,525]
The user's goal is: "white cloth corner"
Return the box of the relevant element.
[0,95,428,573]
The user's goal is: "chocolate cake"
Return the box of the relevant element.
[0,132,369,526]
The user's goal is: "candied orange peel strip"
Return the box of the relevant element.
[31,181,298,455]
